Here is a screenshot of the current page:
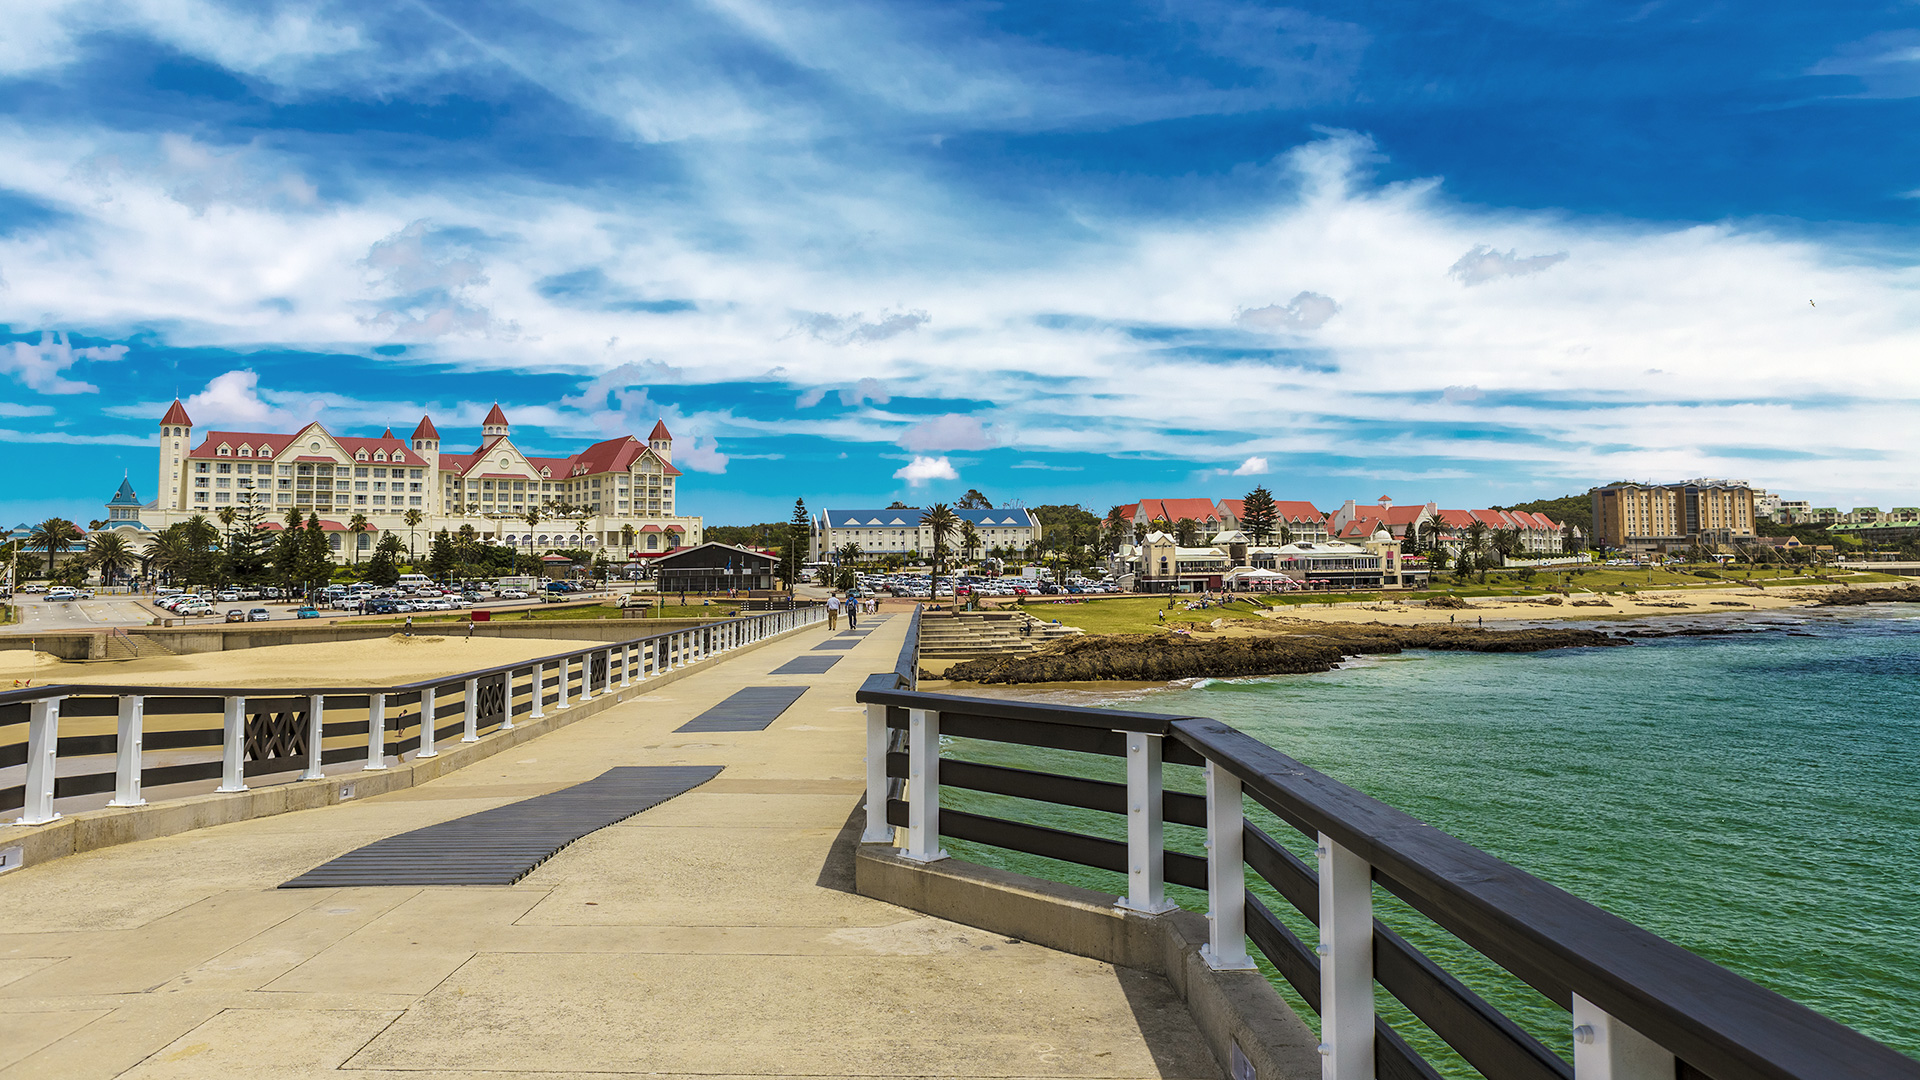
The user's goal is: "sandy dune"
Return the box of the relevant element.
[1,634,614,690]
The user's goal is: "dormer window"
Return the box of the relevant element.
[374,451,387,462]
[217,444,231,456]
[259,445,272,456]
[356,450,369,461]
[238,446,252,457]
[392,451,405,463]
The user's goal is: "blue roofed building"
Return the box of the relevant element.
[810,506,1042,563]
[103,473,151,532]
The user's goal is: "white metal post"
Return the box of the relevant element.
[902,707,948,862]
[218,695,249,791]
[528,664,545,720]
[1317,834,1374,1079]
[556,656,572,709]
[862,703,894,843]
[620,644,632,687]
[1118,731,1176,914]
[109,695,146,806]
[1572,995,1676,1080]
[1201,761,1254,969]
[462,678,479,742]
[363,693,387,771]
[300,693,326,780]
[415,687,438,758]
[20,697,64,824]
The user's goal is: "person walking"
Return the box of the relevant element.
[826,591,841,629]
[404,614,414,637]
[846,589,860,629]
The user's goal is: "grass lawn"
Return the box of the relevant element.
[1016,596,1277,635]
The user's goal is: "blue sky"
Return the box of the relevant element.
[2,1,1918,526]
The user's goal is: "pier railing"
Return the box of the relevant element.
[1,605,824,823]
[856,622,1919,1080]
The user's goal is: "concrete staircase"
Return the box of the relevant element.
[917,611,1082,659]
[99,630,178,661]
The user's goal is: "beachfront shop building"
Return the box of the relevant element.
[653,542,778,594]
[123,400,702,563]
[1130,527,1421,592]
[810,507,1042,563]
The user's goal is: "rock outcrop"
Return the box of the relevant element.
[1816,586,1920,607]
[942,623,1626,684]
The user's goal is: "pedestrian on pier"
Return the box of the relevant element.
[826,592,841,629]
[404,615,414,637]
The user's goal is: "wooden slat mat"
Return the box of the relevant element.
[674,686,809,732]
[771,656,841,675]
[281,765,722,888]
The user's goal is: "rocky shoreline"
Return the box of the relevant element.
[941,623,1627,684]
[1814,585,1920,607]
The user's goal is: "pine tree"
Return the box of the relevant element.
[297,514,333,593]
[1240,486,1277,545]
[781,498,808,590]
[223,493,274,583]
[426,529,456,581]
[365,534,404,586]
[272,507,305,589]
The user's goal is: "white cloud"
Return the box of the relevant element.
[837,379,891,407]
[676,434,730,473]
[898,413,996,452]
[893,455,958,485]
[798,311,930,345]
[182,369,310,430]
[0,332,127,394]
[1235,292,1340,332]
[795,387,828,407]
[1231,456,1269,476]
[1448,245,1569,286]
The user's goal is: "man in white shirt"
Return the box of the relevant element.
[826,592,841,629]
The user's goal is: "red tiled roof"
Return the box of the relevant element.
[1138,498,1220,523]
[483,404,509,426]
[1274,501,1325,523]
[160,399,192,426]
[411,415,439,441]
[1435,509,1477,528]
[640,524,662,532]
[188,430,290,459]
[648,420,672,441]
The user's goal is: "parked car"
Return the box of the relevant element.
[496,589,529,600]
[225,609,247,622]
[247,608,271,621]
[296,606,321,619]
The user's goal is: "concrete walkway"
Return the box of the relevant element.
[0,617,1221,1079]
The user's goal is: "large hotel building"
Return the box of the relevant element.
[133,400,703,559]
[1589,479,1756,553]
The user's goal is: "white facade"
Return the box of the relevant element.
[811,506,1042,562]
[139,401,702,560]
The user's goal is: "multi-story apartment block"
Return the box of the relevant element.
[811,506,1042,563]
[138,400,701,560]
[1590,480,1755,553]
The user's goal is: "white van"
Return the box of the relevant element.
[395,574,433,592]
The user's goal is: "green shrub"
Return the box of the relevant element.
[1694,569,1719,579]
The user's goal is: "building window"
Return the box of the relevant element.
[278,465,293,476]
[355,495,368,505]
[373,496,386,505]
[217,446,230,456]
[409,496,422,506]
[195,462,209,474]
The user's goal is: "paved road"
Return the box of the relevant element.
[0,614,1224,1079]
[5,592,635,633]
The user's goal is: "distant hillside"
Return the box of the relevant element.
[1491,494,1590,535]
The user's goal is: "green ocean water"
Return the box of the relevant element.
[937,606,1920,1073]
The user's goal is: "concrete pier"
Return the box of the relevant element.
[0,616,1226,1079]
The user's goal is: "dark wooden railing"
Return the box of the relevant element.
[854,619,1920,1080]
[2,605,824,821]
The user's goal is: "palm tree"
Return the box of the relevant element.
[959,521,980,568]
[403,508,425,562]
[920,503,958,601]
[85,531,134,586]
[29,517,81,578]
[521,506,544,566]
[347,512,370,567]
[836,541,863,569]
[621,522,636,552]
